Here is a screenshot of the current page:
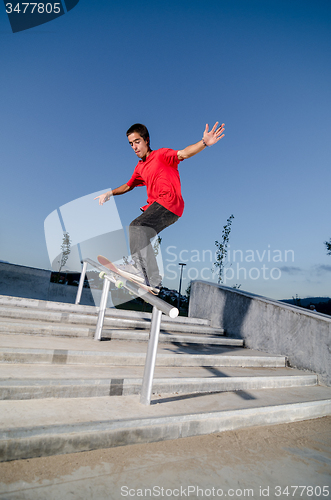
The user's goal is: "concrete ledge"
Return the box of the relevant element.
[0,263,98,306]
[189,281,331,385]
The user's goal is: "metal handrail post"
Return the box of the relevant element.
[75,261,88,305]
[140,306,163,405]
[94,277,110,341]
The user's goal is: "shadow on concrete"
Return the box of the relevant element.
[163,342,240,355]
[151,391,224,404]
[220,287,252,340]
[156,345,257,402]
[202,367,255,400]
[203,366,229,377]
[152,390,256,404]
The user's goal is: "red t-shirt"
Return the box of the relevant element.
[126,148,184,217]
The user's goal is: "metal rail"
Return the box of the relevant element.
[140,306,163,405]
[75,258,179,405]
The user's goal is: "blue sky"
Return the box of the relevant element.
[1,0,330,300]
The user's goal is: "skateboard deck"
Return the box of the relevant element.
[97,255,159,295]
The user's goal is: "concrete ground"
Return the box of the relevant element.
[0,417,330,500]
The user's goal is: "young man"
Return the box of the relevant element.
[95,122,225,290]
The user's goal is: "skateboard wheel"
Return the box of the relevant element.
[99,271,106,279]
[115,279,124,289]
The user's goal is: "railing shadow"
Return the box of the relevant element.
[151,390,256,405]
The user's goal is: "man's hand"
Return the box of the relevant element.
[177,121,225,160]
[203,122,225,146]
[94,191,112,205]
[94,184,132,205]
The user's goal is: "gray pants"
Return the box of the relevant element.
[129,202,179,287]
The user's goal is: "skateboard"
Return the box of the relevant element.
[97,255,159,295]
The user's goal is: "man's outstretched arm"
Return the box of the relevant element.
[177,122,225,160]
[94,183,133,205]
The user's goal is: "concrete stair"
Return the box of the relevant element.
[0,295,228,341]
[0,294,330,462]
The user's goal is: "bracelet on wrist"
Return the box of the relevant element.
[202,138,208,147]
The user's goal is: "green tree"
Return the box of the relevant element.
[213,214,234,284]
[58,231,71,273]
[292,294,301,307]
[324,238,331,255]
[153,236,162,256]
[232,283,241,289]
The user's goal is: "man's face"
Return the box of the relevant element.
[127,132,149,159]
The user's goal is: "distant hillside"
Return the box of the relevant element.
[281,297,330,306]
[280,297,331,316]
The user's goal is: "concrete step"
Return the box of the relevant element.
[0,333,284,368]
[0,363,310,380]
[100,330,240,345]
[1,385,330,461]
[0,321,232,346]
[0,319,93,338]
[0,370,317,399]
[0,295,212,327]
[0,346,286,367]
[0,305,225,336]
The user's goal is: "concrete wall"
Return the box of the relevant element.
[189,280,331,386]
[0,262,100,306]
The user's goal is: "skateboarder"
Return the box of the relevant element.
[95,122,225,289]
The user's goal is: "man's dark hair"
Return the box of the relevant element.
[126,123,150,148]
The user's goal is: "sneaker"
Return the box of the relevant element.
[149,275,162,288]
[150,284,161,294]
[117,263,145,283]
